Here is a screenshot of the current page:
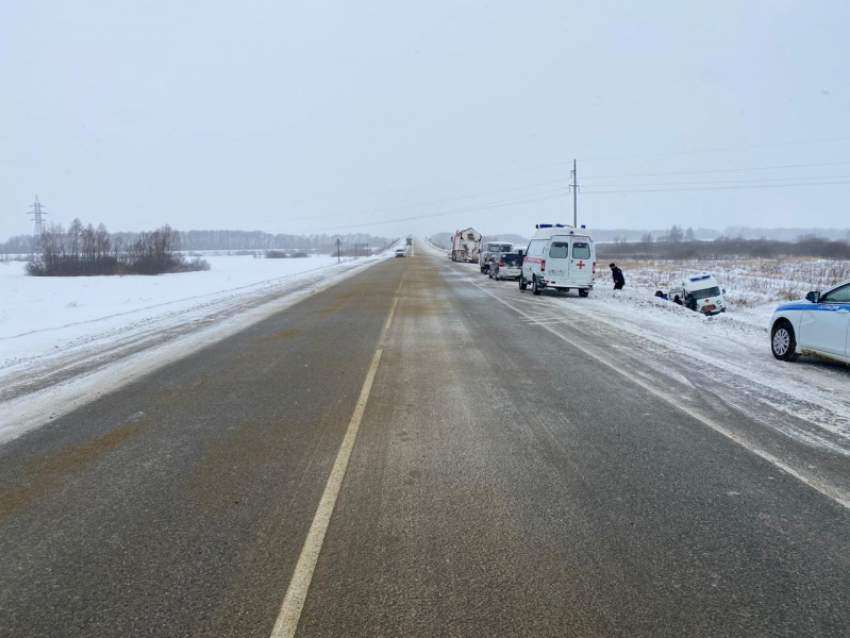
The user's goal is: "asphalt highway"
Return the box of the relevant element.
[1,241,849,637]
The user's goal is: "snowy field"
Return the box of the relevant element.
[0,251,392,441]
[582,257,850,338]
[2,254,353,364]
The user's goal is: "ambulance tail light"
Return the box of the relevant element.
[592,261,597,274]
[541,259,546,272]
[499,260,504,267]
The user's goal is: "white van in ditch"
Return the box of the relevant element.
[520,224,596,296]
[668,274,727,315]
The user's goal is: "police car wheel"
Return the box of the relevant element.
[532,276,541,295]
[771,322,799,361]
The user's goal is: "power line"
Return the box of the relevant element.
[583,180,850,195]
[242,178,570,226]
[297,190,567,235]
[580,135,850,162]
[582,161,850,180]
[215,187,569,234]
[583,174,850,189]
[276,135,850,208]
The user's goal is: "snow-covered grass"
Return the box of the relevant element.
[618,257,850,308]
[0,251,394,442]
[0,254,358,364]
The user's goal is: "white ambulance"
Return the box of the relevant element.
[519,224,596,296]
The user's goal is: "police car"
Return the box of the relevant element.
[770,279,850,364]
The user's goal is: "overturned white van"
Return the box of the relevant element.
[669,274,727,315]
[520,224,596,296]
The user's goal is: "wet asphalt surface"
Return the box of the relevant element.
[1,245,849,637]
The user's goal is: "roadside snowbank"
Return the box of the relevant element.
[2,255,347,365]
[552,281,850,442]
[0,251,392,442]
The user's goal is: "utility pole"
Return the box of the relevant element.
[336,238,341,264]
[28,196,48,237]
[570,160,578,228]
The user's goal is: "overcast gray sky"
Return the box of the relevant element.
[2,0,848,240]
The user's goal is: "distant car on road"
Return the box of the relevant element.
[771,280,850,364]
[395,248,407,258]
[489,253,523,281]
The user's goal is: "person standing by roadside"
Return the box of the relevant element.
[609,263,625,290]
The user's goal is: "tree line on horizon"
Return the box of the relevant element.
[430,225,850,248]
[1,229,392,256]
[25,220,210,276]
[598,234,850,261]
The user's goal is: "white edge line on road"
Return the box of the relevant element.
[270,348,384,638]
[447,262,850,511]
[270,272,403,637]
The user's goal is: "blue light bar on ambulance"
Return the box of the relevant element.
[689,274,712,282]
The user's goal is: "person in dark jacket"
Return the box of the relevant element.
[609,263,625,290]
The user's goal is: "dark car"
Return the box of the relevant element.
[489,252,523,280]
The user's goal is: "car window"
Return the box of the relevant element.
[572,241,591,259]
[549,242,569,258]
[691,286,721,298]
[821,284,850,303]
[498,244,512,252]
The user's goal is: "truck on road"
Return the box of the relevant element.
[451,228,482,263]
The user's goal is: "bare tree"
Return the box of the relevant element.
[667,225,684,242]
[27,220,205,276]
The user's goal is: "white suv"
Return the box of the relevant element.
[770,280,850,364]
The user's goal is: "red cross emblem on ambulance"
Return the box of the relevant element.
[576,261,586,270]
